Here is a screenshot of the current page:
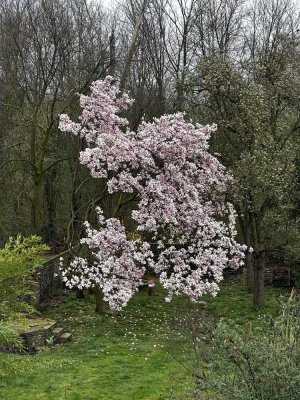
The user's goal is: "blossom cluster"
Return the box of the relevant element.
[61,208,153,310]
[59,76,246,309]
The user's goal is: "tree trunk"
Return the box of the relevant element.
[31,176,43,234]
[253,250,265,308]
[246,249,254,293]
[157,76,165,115]
[44,167,57,242]
[120,0,149,92]
[250,211,266,308]
[245,219,254,293]
[238,212,254,293]
[95,286,104,314]
[108,30,116,76]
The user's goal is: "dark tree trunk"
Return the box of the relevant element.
[108,30,116,77]
[95,287,104,314]
[249,211,266,308]
[238,212,254,293]
[157,76,165,115]
[31,176,43,234]
[246,249,254,293]
[253,250,265,308]
[43,167,57,242]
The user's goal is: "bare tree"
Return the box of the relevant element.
[0,0,113,237]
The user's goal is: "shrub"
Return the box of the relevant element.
[0,235,49,320]
[0,322,24,351]
[167,292,300,400]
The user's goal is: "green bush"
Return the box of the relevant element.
[0,322,24,351]
[208,296,300,400]
[167,292,300,400]
[0,235,49,320]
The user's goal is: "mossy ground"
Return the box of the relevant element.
[0,282,288,400]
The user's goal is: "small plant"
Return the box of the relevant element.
[45,335,55,346]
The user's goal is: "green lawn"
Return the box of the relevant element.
[0,283,288,400]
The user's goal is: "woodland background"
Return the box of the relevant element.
[1,0,300,307]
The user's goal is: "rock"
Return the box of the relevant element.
[52,327,64,337]
[59,332,72,342]
[43,322,57,331]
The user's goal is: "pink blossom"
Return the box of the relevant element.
[59,76,246,309]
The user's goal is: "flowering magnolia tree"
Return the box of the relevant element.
[59,76,246,311]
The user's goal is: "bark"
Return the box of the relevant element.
[246,250,254,293]
[175,76,185,111]
[31,176,43,234]
[67,137,83,245]
[120,0,149,92]
[238,212,254,293]
[251,211,266,308]
[108,30,116,77]
[245,218,254,293]
[95,286,105,314]
[253,250,265,308]
[43,166,57,242]
[157,76,165,115]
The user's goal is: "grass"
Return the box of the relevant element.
[0,282,288,400]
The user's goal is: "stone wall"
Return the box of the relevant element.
[20,320,57,351]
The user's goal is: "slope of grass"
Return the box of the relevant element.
[0,282,287,400]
